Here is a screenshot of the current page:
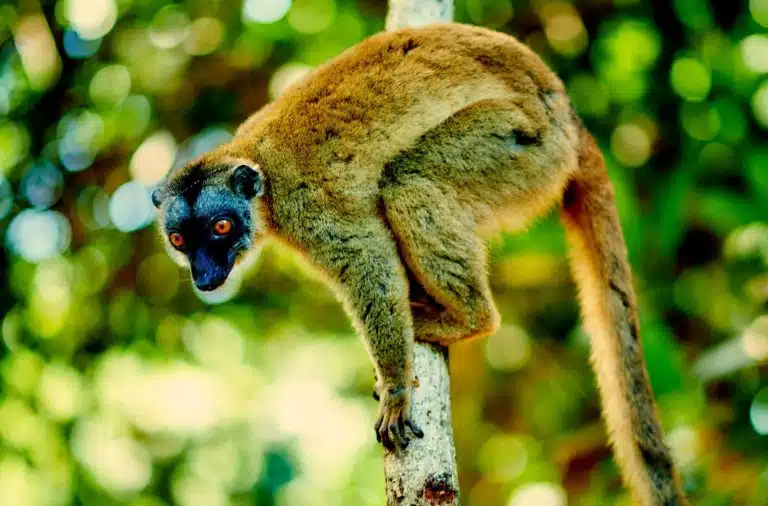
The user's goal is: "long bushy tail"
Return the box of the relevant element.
[560,131,687,506]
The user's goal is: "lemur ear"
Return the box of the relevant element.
[151,187,164,208]
[231,164,264,199]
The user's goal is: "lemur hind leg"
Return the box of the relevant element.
[378,97,576,345]
[382,176,500,345]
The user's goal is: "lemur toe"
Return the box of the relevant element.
[406,419,424,439]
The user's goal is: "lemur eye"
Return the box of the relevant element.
[169,232,185,249]
[213,219,233,236]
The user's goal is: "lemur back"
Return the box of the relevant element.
[233,24,572,178]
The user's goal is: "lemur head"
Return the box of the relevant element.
[152,156,266,292]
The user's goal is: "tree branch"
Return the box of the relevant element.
[383,343,459,505]
[383,3,459,505]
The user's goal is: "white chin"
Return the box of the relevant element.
[193,271,242,304]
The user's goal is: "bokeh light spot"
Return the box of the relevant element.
[130,131,177,184]
[0,454,44,506]
[597,20,661,73]
[186,439,241,491]
[2,349,44,397]
[465,0,514,28]
[138,366,229,435]
[698,142,737,174]
[751,81,768,128]
[230,32,274,69]
[0,397,48,450]
[57,110,105,172]
[742,315,768,362]
[117,95,152,140]
[751,0,768,27]
[13,14,62,91]
[93,357,233,436]
[741,34,768,73]
[611,122,653,167]
[66,0,117,40]
[667,426,699,467]
[0,121,30,176]
[37,362,85,421]
[76,186,112,230]
[183,128,233,163]
[182,317,245,370]
[62,29,101,58]
[20,162,64,208]
[508,482,566,506]
[681,103,720,141]
[149,5,191,49]
[750,387,768,435]
[90,64,131,105]
[724,223,768,262]
[269,63,312,99]
[108,181,155,232]
[243,0,292,24]
[184,17,225,55]
[478,434,529,482]
[485,325,531,372]
[173,477,229,506]
[261,374,371,487]
[670,57,711,102]
[713,97,748,142]
[542,3,587,57]
[288,0,337,34]
[73,245,110,294]
[7,209,71,262]
[27,258,75,339]
[673,0,713,30]
[71,415,152,494]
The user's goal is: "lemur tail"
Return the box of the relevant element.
[560,130,687,506]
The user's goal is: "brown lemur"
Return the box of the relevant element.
[151,23,687,505]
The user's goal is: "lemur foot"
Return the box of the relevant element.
[373,375,420,400]
[373,385,424,451]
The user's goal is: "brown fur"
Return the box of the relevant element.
[156,23,687,504]
[561,131,687,505]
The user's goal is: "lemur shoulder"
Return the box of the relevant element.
[152,23,688,506]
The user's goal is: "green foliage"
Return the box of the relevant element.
[0,1,766,505]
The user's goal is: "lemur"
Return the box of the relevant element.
[151,23,687,505]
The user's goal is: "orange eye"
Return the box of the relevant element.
[213,219,233,235]
[169,232,184,249]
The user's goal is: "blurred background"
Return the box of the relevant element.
[0,0,767,505]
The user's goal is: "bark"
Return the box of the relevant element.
[382,344,459,506]
[382,3,459,505]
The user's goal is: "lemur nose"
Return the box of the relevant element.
[194,277,223,291]
[192,267,226,291]
[191,250,228,291]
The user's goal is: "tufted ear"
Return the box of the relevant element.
[151,187,164,208]
[230,164,264,199]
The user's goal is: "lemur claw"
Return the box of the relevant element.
[373,386,424,451]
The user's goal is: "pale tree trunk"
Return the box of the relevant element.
[382,3,459,505]
[386,0,453,29]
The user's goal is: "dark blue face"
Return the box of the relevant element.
[163,185,253,291]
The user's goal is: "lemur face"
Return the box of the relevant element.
[152,163,264,292]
